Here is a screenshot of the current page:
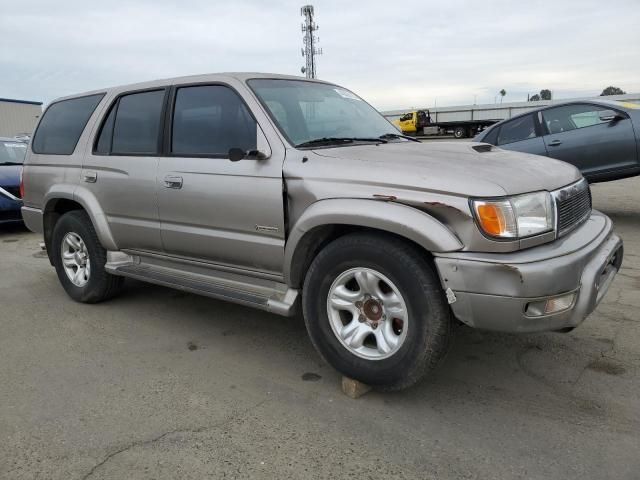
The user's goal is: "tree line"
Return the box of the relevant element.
[527,86,626,102]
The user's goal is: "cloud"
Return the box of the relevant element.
[1,0,639,110]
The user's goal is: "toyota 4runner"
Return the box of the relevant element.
[21,73,623,390]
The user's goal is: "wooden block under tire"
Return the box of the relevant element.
[341,376,371,399]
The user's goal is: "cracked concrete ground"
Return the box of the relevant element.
[1,177,639,479]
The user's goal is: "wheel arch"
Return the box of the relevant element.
[284,199,463,287]
[43,186,117,262]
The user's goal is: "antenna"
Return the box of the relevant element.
[301,5,322,79]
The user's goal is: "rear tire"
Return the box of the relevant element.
[51,210,123,303]
[453,126,467,139]
[302,233,453,391]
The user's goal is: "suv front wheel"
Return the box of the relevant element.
[302,232,452,391]
[51,210,123,303]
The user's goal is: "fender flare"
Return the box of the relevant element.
[72,186,118,250]
[284,198,463,285]
[43,185,118,251]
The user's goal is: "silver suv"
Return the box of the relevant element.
[21,73,623,390]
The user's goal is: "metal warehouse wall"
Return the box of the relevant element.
[382,93,640,123]
[0,99,42,137]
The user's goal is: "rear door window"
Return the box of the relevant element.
[542,104,615,134]
[111,90,165,155]
[94,104,116,155]
[32,94,104,155]
[171,85,256,156]
[497,114,537,145]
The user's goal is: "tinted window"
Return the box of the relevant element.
[32,94,104,155]
[171,85,256,156]
[482,126,499,145]
[95,104,116,154]
[497,114,537,145]
[542,104,614,134]
[112,90,165,154]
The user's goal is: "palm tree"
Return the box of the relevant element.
[499,89,506,103]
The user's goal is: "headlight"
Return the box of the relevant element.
[472,191,554,239]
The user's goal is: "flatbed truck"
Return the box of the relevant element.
[393,110,500,138]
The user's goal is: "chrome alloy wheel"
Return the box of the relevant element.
[326,268,409,360]
[61,232,91,287]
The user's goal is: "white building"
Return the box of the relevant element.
[0,98,43,137]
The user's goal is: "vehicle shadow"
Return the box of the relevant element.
[0,222,29,235]
[115,277,630,430]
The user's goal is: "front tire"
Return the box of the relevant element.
[302,233,452,391]
[51,210,124,303]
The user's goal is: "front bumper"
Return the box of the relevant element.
[434,211,623,333]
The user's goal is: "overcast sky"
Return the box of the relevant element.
[2,0,639,110]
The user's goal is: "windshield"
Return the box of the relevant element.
[248,79,399,146]
[0,141,27,164]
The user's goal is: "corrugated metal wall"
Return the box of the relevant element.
[0,101,42,137]
[382,93,640,123]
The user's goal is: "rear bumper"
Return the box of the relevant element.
[434,211,623,333]
[21,206,43,233]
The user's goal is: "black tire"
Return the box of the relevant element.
[453,126,467,139]
[51,210,124,303]
[302,232,453,391]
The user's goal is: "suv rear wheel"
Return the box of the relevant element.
[302,232,452,390]
[51,210,123,303]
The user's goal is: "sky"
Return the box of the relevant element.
[1,0,639,110]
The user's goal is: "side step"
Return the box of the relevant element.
[106,258,299,317]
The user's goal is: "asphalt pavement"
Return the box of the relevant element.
[1,177,638,479]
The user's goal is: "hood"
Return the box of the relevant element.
[0,165,21,187]
[310,141,581,197]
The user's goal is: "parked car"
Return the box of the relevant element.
[0,137,27,224]
[21,74,623,390]
[474,99,640,183]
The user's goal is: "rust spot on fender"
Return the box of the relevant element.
[423,201,464,214]
[372,194,397,201]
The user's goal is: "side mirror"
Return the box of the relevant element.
[228,148,269,162]
[599,110,624,122]
[228,148,246,162]
[228,125,273,162]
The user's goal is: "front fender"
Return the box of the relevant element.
[284,198,463,284]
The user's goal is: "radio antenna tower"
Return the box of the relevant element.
[300,5,322,79]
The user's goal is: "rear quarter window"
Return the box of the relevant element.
[32,94,104,155]
[497,114,537,145]
[482,126,499,145]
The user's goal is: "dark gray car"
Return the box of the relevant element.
[474,99,640,183]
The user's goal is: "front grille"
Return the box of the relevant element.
[554,179,591,237]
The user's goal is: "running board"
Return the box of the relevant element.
[105,253,299,316]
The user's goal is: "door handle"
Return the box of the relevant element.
[548,139,562,147]
[164,175,183,189]
[83,171,97,183]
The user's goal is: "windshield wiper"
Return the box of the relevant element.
[0,161,23,166]
[379,133,420,142]
[295,137,387,148]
